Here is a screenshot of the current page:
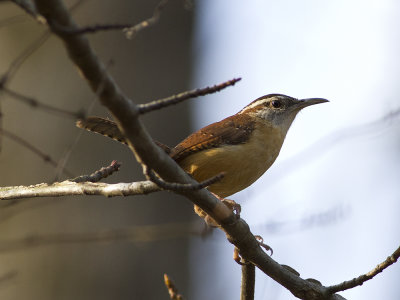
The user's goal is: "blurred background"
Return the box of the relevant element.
[0,0,399,299]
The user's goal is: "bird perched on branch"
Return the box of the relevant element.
[77,94,328,199]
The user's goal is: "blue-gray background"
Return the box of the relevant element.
[191,1,400,299]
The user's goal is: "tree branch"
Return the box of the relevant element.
[41,0,170,38]
[145,166,225,191]
[10,0,38,18]
[0,31,50,86]
[137,78,241,114]
[0,128,74,177]
[164,274,184,300]
[327,245,400,294]
[123,0,169,39]
[0,180,161,200]
[71,160,121,183]
[241,261,255,300]
[1,87,84,119]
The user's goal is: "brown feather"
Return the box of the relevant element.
[76,117,171,154]
[170,114,255,162]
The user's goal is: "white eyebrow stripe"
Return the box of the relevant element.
[238,98,269,114]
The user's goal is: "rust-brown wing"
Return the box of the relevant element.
[170,114,255,162]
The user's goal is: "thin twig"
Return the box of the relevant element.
[145,167,225,191]
[138,78,241,114]
[327,245,400,294]
[241,261,255,300]
[3,0,86,86]
[124,0,169,39]
[0,31,50,87]
[164,274,184,300]
[71,160,121,183]
[0,13,29,28]
[47,0,169,38]
[0,128,74,177]
[10,0,38,18]
[1,87,84,119]
[51,22,134,35]
[54,60,113,181]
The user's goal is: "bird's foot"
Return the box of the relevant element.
[233,235,273,265]
[194,195,241,228]
[220,198,241,219]
[254,235,273,256]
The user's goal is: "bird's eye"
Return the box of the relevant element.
[271,100,282,108]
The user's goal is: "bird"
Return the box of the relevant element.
[76,94,328,198]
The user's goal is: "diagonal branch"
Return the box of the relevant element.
[71,160,121,183]
[137,78,241,114]
[123,0,169,39]
[0,128,74,177]
[42,0,170,38]
[164,274,184,300]
[10,0,38,18]
[0,31,50,87]
[327,245,400,294]
[1,87,84,119]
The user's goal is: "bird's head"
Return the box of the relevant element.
[238,94,329,134]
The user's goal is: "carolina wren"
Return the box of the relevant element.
[76,94,328,197]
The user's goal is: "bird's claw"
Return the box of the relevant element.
[194,196,241,227]
[221,199,241,219]
[232,235,273,265]
[255,235,273,256]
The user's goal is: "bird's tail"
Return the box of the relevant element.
[76,117,128,144]
[76,116,171,154]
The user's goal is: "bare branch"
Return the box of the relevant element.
[3,0,86,87]
[327,245,400,294]
[0,13,28,28]
[145,166,225,191]
[54,59,115,181]
[45,0,170,38]
[0,31,50,87]
[137,78,242,114]
[71,160,121,183]
[0,128,74,177]
[164,274,184,300]
[9,0,38,18]
[50,22,134,35]
[1,87,84,119]
[0,180,161,200]
[241,261,255,300]
[124,0,169,39]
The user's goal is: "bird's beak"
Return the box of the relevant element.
[298,98,329,108]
